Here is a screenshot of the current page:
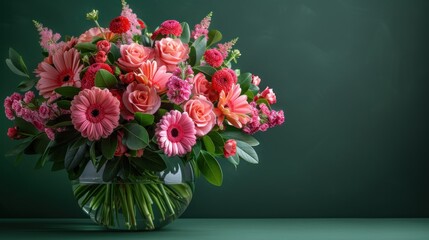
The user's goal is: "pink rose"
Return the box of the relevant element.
[252,75,261,86]
[95,51,107,63]
[117,43,154,72]
[122,82,161,119]
[7,127,18,139]
[260,87,277,104]
[114,131,127,157]
[155,37,189,71]
[183,95,216,137]
[192,73,218,102]
[223,139,237,158]
[96,40,111,53]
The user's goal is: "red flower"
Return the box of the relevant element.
[211,69,237,94]
[151,20,182,39]
[137,19,146,30]
[95,51,107,63]
[119,73,135,85]
[223,139,237,158]
[7,127,18,139]
[204,49,224,68]
[109,16,131,34]
[96,40,111,53]
[81,63,114,89]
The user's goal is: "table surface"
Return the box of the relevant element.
[0,218,428,240]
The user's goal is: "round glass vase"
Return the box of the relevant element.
[71,157,194,231]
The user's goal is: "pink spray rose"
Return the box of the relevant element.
[155,37,189,71]
[117,43,154,72]
[96,40,111,53]
[122,82,161,118]
[224,139,237,158]
[260,87,277,104]
[252,75,261,86]
[95,51,107,63]
[114,131,127,157]
[183,95,216,137]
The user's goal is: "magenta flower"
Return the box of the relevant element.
[167,76,192,105]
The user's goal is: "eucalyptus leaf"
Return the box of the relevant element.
[220,130,259,146]
[17,79,36,91]
[55,86,80,97]
[236,140,259,164]
[8,48,28,76]
[74,42,97,52]
[5,59,28,78]
[134,112,154,127]
[192,65,217,78]
[238,72,252,93]
[191,36,207,66]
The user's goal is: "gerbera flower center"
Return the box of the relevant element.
[86,105,105,123]
[167,124,184,142]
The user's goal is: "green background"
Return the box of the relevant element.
[1,0,428,218]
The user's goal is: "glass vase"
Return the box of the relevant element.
[71,157,194,231]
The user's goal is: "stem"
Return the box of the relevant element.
[94,20,106,39]
[160,184,175,216]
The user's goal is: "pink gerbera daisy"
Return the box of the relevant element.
[70,87,120,141]
[155,110,196,157]
[214,84,252,129]
[36,48,83,98]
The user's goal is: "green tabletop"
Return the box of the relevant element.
[0,219,428,240]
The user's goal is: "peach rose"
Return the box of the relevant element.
[155,37,189,71]
[223,139,237,158]
[192,73,218,102]
[122,82,161,118]
[117,43,154,72]
[183,95,216,137]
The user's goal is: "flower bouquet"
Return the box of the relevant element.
[4,1,284,230]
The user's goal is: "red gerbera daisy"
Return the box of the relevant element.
[109,16,131,34]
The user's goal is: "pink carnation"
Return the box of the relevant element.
[167,76,192,105]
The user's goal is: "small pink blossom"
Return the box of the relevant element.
[44,128,55,140]
[191,12,212,40]
[217,38,237,58]
[121,3,142,43]
[7,127,18,139]
[23,91,35,104]
[167,76,192,105]
[5,108,14,120]
[96,40,111,53]
[95,51,107,63]
[252,75,261,86]
[38,102,51,120]
[260,87,277,104]
[223,139,237,158]
[114,131,127,157]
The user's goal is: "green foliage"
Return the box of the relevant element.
[95,69,118,88]
[180,22,190,44]
[55,86,80,97]
[102,157,121,182]
[197,150,223,186]
[101,132,118,160]
[207,131,225,155]
[6,48,29,78]
[207,30,222,47]
[133,150,167,172]
[15,117,39,136]
[74,42,97,52]
[192,65,217,78]
[236,140,259,164]
[189,36,207,66]
[220,130,260,146]
[202,135,215,154]
[238,72,252,93]
[108,43,121,62]
[123,123,149,150]
[64,138,88,171]
[56,100,71,110]
[134,112,155,127]
[17,79,36,92]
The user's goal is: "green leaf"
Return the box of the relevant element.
[189,46,197,66]
[101,132,118,160]
[6,59,28,78]
[5,138,34,157]
[64,140,88,170]
[244,90,255,101]
[249,84,260,96]
[15,117,38,135]
[208,131,225,155]
[109,43,121,62]
[102,157,121,182]
[236,140,259,164]
[17,79,36,91]
[95,69,118,89]
[180,22,190,44]
[207,30,223,47]
[56,100,71,110]
[35,140,55,169]
[123,123,149,150]
[45,114,72,128]
[51,161,65,171]
[134,150,167,171]
[197,151,223,186]
[192,65,217,78]
[134,112,154,127]
[238,72,252,93]
[220,130,259,146]
[91,36,104,44]
[8,48,28,76]
[55,86,80,97]
[202,135,215,154]
[23,134,49,155]
[89,142,97,166]
[256,98,271,108]
[190,36,207,66]
[74,42,97,52]
[227,154,240,166]
[191,140,202,159]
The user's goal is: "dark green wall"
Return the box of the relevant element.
[1,0,428,218]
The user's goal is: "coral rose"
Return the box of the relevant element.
[122,82,161,119]
[154,37,189,71]
[117,43,154,72]
[183,95,216,137]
